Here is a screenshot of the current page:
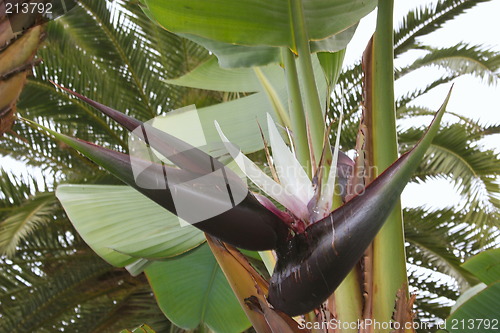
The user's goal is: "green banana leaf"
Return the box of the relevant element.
[145,244,250,332]
[140,0,375,51]
[445,282,500,333]
[462,248,500,285]
[444,249,500,333]
[318,49,346,87]
[178,23,356,68]
[178,33,282,68]
[56,185,205,266]
[163,54,327,153]
[178,90,287,153]
[165,57,284,92]
[166,54,327,99]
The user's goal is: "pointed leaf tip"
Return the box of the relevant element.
[266,113,313,206]
[216,121,310,220]
[51,82,141,131]
[268,88,452,315]
[26,118,288,251]
[53,85,218,175]
[312,108,344,221]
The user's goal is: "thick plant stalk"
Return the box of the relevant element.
[365,0,411,331]
[268,89,450,315]
[331,269,363,333]
[282,47,310,173]
[330,126,368,333]
[289,0,327,169]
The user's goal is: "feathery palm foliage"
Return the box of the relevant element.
[3,0,213,173]
[0,170,170,332]
[1,0,212,330]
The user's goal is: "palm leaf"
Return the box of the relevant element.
[394,0,492,55]
[0,208,169,332]
[404,207,499,328]
[397,43,500,84]
[400,124,500,232]
[0,191,58,256]
[5,0,213,172]
[397,105,500,139]
[404,208,481,289]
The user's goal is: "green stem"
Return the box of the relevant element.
[282,48,311,174]
[289,0,327,169]
[334,270,363,333]
[254,67,292,129]
[370,0,409,331]
[332,193,363,333]
[258,250,276,276]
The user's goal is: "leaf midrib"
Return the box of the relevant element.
[199,259,219,326]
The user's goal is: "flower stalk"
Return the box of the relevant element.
[289,0,328,170]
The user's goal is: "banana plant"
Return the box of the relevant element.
[26,0,458,332]
[31,77,450,329]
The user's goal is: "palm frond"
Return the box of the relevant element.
[408,263,456,331]
[3,0,213,172]
[401,124,500,231]
[0,191,58,257]
[397,43,500,84]
[404,207,499,329]
[0,120,99,174]
[394,0,492,55]
[83,287,171,333]
[404,208,484,290]
[398,105,500,141]
[395,73,459,111]
[0,168,66,256]
[0,214,167,332]
[0,168,42,205]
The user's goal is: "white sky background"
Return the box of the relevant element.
[1,0,499,211]
[341,0,500,210]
